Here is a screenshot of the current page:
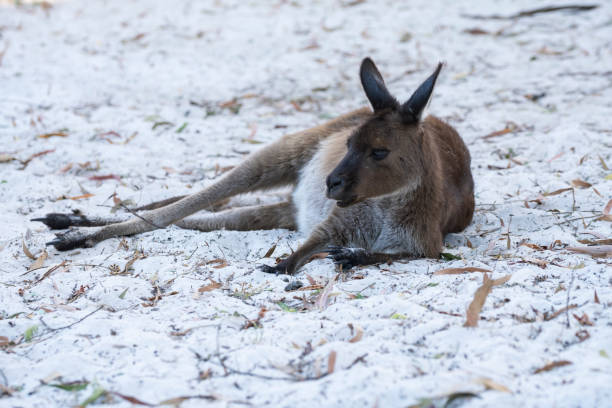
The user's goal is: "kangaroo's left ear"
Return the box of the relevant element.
[400,63,443,123]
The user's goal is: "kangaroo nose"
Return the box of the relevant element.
[326,174,344,193]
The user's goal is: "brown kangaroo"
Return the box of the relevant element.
[33,58,475,275]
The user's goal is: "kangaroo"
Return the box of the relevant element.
[33,58,475,275]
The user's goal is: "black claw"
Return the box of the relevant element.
[46,233,88,251]
[31,213,89,229]
[259,264,280,275]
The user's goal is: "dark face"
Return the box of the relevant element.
[326,111,422,207]
[325,57,442,207]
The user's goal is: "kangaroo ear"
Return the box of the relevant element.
[360,57,397,112]
[401,62,443,123]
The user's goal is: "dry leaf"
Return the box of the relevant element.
[598,155,609,170]
[483,122,518,139]
[575,329,590,342]
[475,377,512,393]
[520,242,544,251]
[0,336,9,346]
[566,245,612,258]
[263,243,277,258]
[37,132,67,139]
[544,304,577,321]
[122,251,144,274]
[317,274,338,310]
[89,174,121,182]
[22,240,36,260]
[570,179,592,189]
[464,28,490,35]
[111,392,153,406]
[534,360,572,374]
[206,258,229,269]
[573,312,593,326]
[199,279,222,292]
[542,187,573,197]
[594,290,600,304]
[464,274,511,327]
[521,257,548,268]
[349,326,364,343]
[35,261,68,284]
[434,267,491,275]
[603,199,612,215]
[0,154,15,163]
[327,350,337,374]
[28,250,48,271]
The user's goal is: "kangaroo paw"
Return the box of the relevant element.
[259,260,293,276]
[326,246,368,271]
[46,229,95,251]
[32,213,91,229]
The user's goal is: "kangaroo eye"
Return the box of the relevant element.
[371,148,389,161]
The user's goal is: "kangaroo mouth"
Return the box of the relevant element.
[336,196,358,208]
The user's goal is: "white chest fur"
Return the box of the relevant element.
[292,146,336,236]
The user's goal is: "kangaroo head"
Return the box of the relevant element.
[326,58,443,207]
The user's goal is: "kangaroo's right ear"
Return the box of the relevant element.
[360,58,397,112]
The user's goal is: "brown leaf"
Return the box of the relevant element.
[483,122,518,139]
[566,245,612,258]
[544,304,577,321]
[122,251,144,274]
[28,250,48,271]
[575,329,590,342]
[573,312,593,326]
[542,187,573,197]
[198,279,222,292]
[348,326,364,343]
[22,240,36,260]
[464,274,511,327]
[599,155,609,170]
[206,258,228,269]
[88,174,121,182]
[37,132,67,139]
[464,28,490,35]
[594,290,600,304]
[35,261,68,284]
[547,151,564,162]
[521,257,548,268]
[263,243,277,258]
[474,377,512,393]
[0,336,9,346]
[111,392,153,406]
[327,350,337,374]
[434,267,491,275]
[603,199,612,215]
[534,360,572,374]
[56,193,95,201]
[520,242,545,251]
[20,149,55,169]
[570,179,591,189]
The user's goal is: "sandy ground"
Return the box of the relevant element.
[1,1,611,407]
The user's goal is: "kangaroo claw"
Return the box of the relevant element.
[32,213,90,229]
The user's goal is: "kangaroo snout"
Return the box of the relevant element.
[326,174,345,197]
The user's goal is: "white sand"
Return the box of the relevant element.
[1,1,611,407]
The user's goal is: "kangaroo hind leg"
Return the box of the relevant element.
[176,201,296,232]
